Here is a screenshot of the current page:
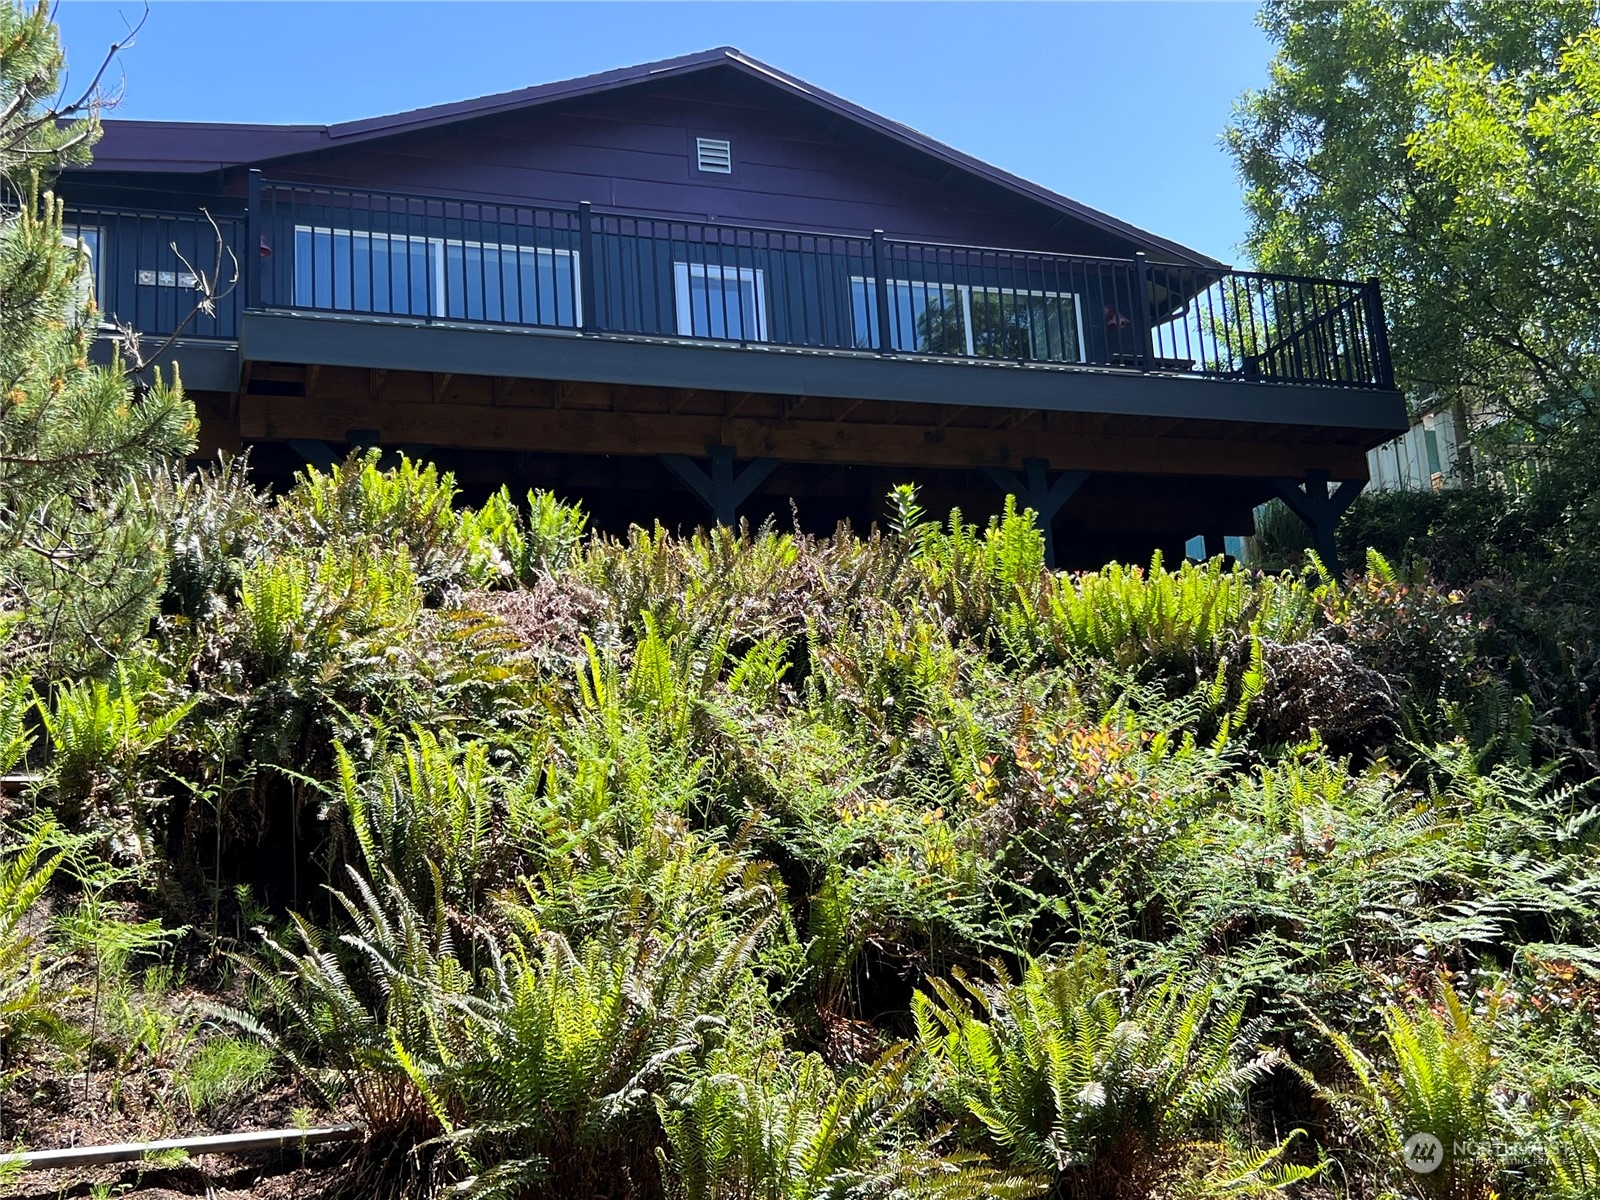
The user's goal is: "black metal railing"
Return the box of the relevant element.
[1143,262,1392,389]
[60,205,246,340]
[252,179,582,331]
[67,177,1396,391]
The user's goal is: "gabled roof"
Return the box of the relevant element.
[81,47,1224,269]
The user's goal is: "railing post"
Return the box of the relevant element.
[246,169,262,310]
[1131,251,1154,370]
[871,229,893,353]
[1364,275,1395,389]
[578,201,598,334]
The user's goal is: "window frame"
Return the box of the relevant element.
[850,276,1087,363]
[438,236,582,326]
[293,223,582,327]
[673,260,768,342]
[60,222,106,303]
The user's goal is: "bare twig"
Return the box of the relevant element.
[118,207,241,383]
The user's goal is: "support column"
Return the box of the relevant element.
[661,443,781,527]
[1202,531,1227,561]
[1269,469,1366,575]
[981,458,1089,569]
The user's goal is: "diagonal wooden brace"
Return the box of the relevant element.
[981,458,1089,569]
[286,439,338,474]
[661,443,781,526]
[1270,469,1366,575]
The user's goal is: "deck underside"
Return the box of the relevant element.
[141,312,1407,563]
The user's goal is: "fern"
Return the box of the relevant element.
[1313,980,1510,1199]
[914,949,1291,1193]
[0,821,66,1064]
[655,1045,1045,1200]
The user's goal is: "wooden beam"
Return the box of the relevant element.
[431,372,452,403]
[369,369,388,402]
[306,364,322,397]
[241,395,1372,479]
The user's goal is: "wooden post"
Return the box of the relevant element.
[660,444,780,527]
[1270,470,1366,576]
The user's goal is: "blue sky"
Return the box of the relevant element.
[53,2,1272,263]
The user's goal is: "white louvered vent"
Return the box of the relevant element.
[696,137,733,174]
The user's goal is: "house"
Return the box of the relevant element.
[57,47,1407,569]
[1366,406,1468,493]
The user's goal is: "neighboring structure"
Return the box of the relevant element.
[1366,408,1467,492]
[59,47,1407,569]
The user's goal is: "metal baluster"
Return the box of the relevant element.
[734,229,748,342]
[870,230,892,353]
[1364,277,1391,387]
[577,201,598,333]
[246,171,262,310]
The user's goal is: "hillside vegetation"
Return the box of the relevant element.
[3,456,1600,1200]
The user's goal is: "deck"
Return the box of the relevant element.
[66,177,1408,565]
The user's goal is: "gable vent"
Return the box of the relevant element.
[695,137,732,173]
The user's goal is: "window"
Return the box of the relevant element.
[441,241,580,326]
[674,261,766,341]
[60,222,104,301]
[294,225,580,327]
[851,277,1084,362]
[295,227,437,316]
[695,137,733,174]
[850,279,964,354]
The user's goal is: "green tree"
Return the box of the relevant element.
[0,0,195,672]
[1227,1,1600,439]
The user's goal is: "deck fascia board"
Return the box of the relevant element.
[233,311,1409,442]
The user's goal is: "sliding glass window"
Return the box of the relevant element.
[851,277,1084,362]
[441,241,579,327]
[294,225,579,327]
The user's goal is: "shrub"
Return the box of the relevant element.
[242,822,784,1198]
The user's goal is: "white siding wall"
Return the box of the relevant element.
[1366,408,1465,492]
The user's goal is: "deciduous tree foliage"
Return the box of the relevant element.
[0,0,195,672]
[1227,0,1600,438]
